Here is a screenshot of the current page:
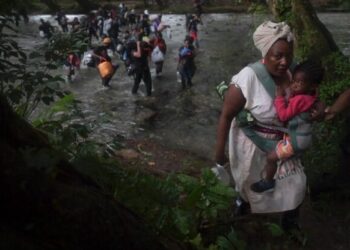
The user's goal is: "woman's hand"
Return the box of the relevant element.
[324,106,336,121]
[310,100,326,121]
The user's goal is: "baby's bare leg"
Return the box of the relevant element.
[264,150,279,181]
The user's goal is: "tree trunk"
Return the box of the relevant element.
[268,0,340,60]
[0,95,183,250]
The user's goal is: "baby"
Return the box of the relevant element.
[251,60,324,193]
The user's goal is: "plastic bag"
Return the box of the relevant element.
[82,51,95,68]
[107,49,114,58]
[216,81,228,100]
[151,46,164,63]
[176,71,182,83]
[211,163,231,185]
[127,64,136,76]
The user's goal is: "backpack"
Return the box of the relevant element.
[123,40,137,66]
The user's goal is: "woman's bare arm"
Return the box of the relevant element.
[215,84,246,165]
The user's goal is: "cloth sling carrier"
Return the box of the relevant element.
[239,61,312,153]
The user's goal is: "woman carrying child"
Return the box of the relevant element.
[251,60,324,193]
[214,21,324,231]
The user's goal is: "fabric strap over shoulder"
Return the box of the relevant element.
[248,61,276,99]
[248,60,296,98]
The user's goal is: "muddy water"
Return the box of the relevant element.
[17,13,350,160]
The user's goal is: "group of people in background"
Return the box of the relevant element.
[177,13,202,89]
[83,6,173,96]
[35,2,205,96]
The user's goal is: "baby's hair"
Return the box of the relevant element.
[293,60,324,85]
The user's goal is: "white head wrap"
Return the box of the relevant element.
[253,21,294,57]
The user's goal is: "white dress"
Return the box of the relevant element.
[228,66,306,213]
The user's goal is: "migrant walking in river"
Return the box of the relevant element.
[250,60,324,193]
[87,12,99,47]
[187,14,202,49]
[178,36,196,89]
[68,17,81,33]
[150,31,167,77]
[92,39,119,88]
[64,51,81,83]
[38,18,54,39]
[214,21,325,231]
[56,10,68,32]
[130,32,153,96]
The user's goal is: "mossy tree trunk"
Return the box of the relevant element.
[0,95,182,250]
[268,0,340,60]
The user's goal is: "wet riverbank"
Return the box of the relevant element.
[14,12,350,161]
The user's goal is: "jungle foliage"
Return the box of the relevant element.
[0,8,244,249]
[1,0,350,249]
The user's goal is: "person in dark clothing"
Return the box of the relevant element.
[56,11,68,32]
[140,12,150,36]
[188,14,202,48]
[87,13,99,47]
[93,45,118,88]
[69,17,81,33]
[178,36,196,89]
[39,18,54,39]
[131,34,152,96]
[185,13,193,31]
[127,9,137,29]
[108,17,120,53]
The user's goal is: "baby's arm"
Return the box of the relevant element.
[275,95,313,122]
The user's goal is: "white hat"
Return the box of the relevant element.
[253,21,294,57]
[144,9,149,15]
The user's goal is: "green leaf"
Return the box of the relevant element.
[264,222,284,237]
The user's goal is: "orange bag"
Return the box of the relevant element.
[97,61,114,78]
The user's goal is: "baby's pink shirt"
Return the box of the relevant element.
[274,94,317,122]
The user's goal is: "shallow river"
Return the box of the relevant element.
[18,12,350,160]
